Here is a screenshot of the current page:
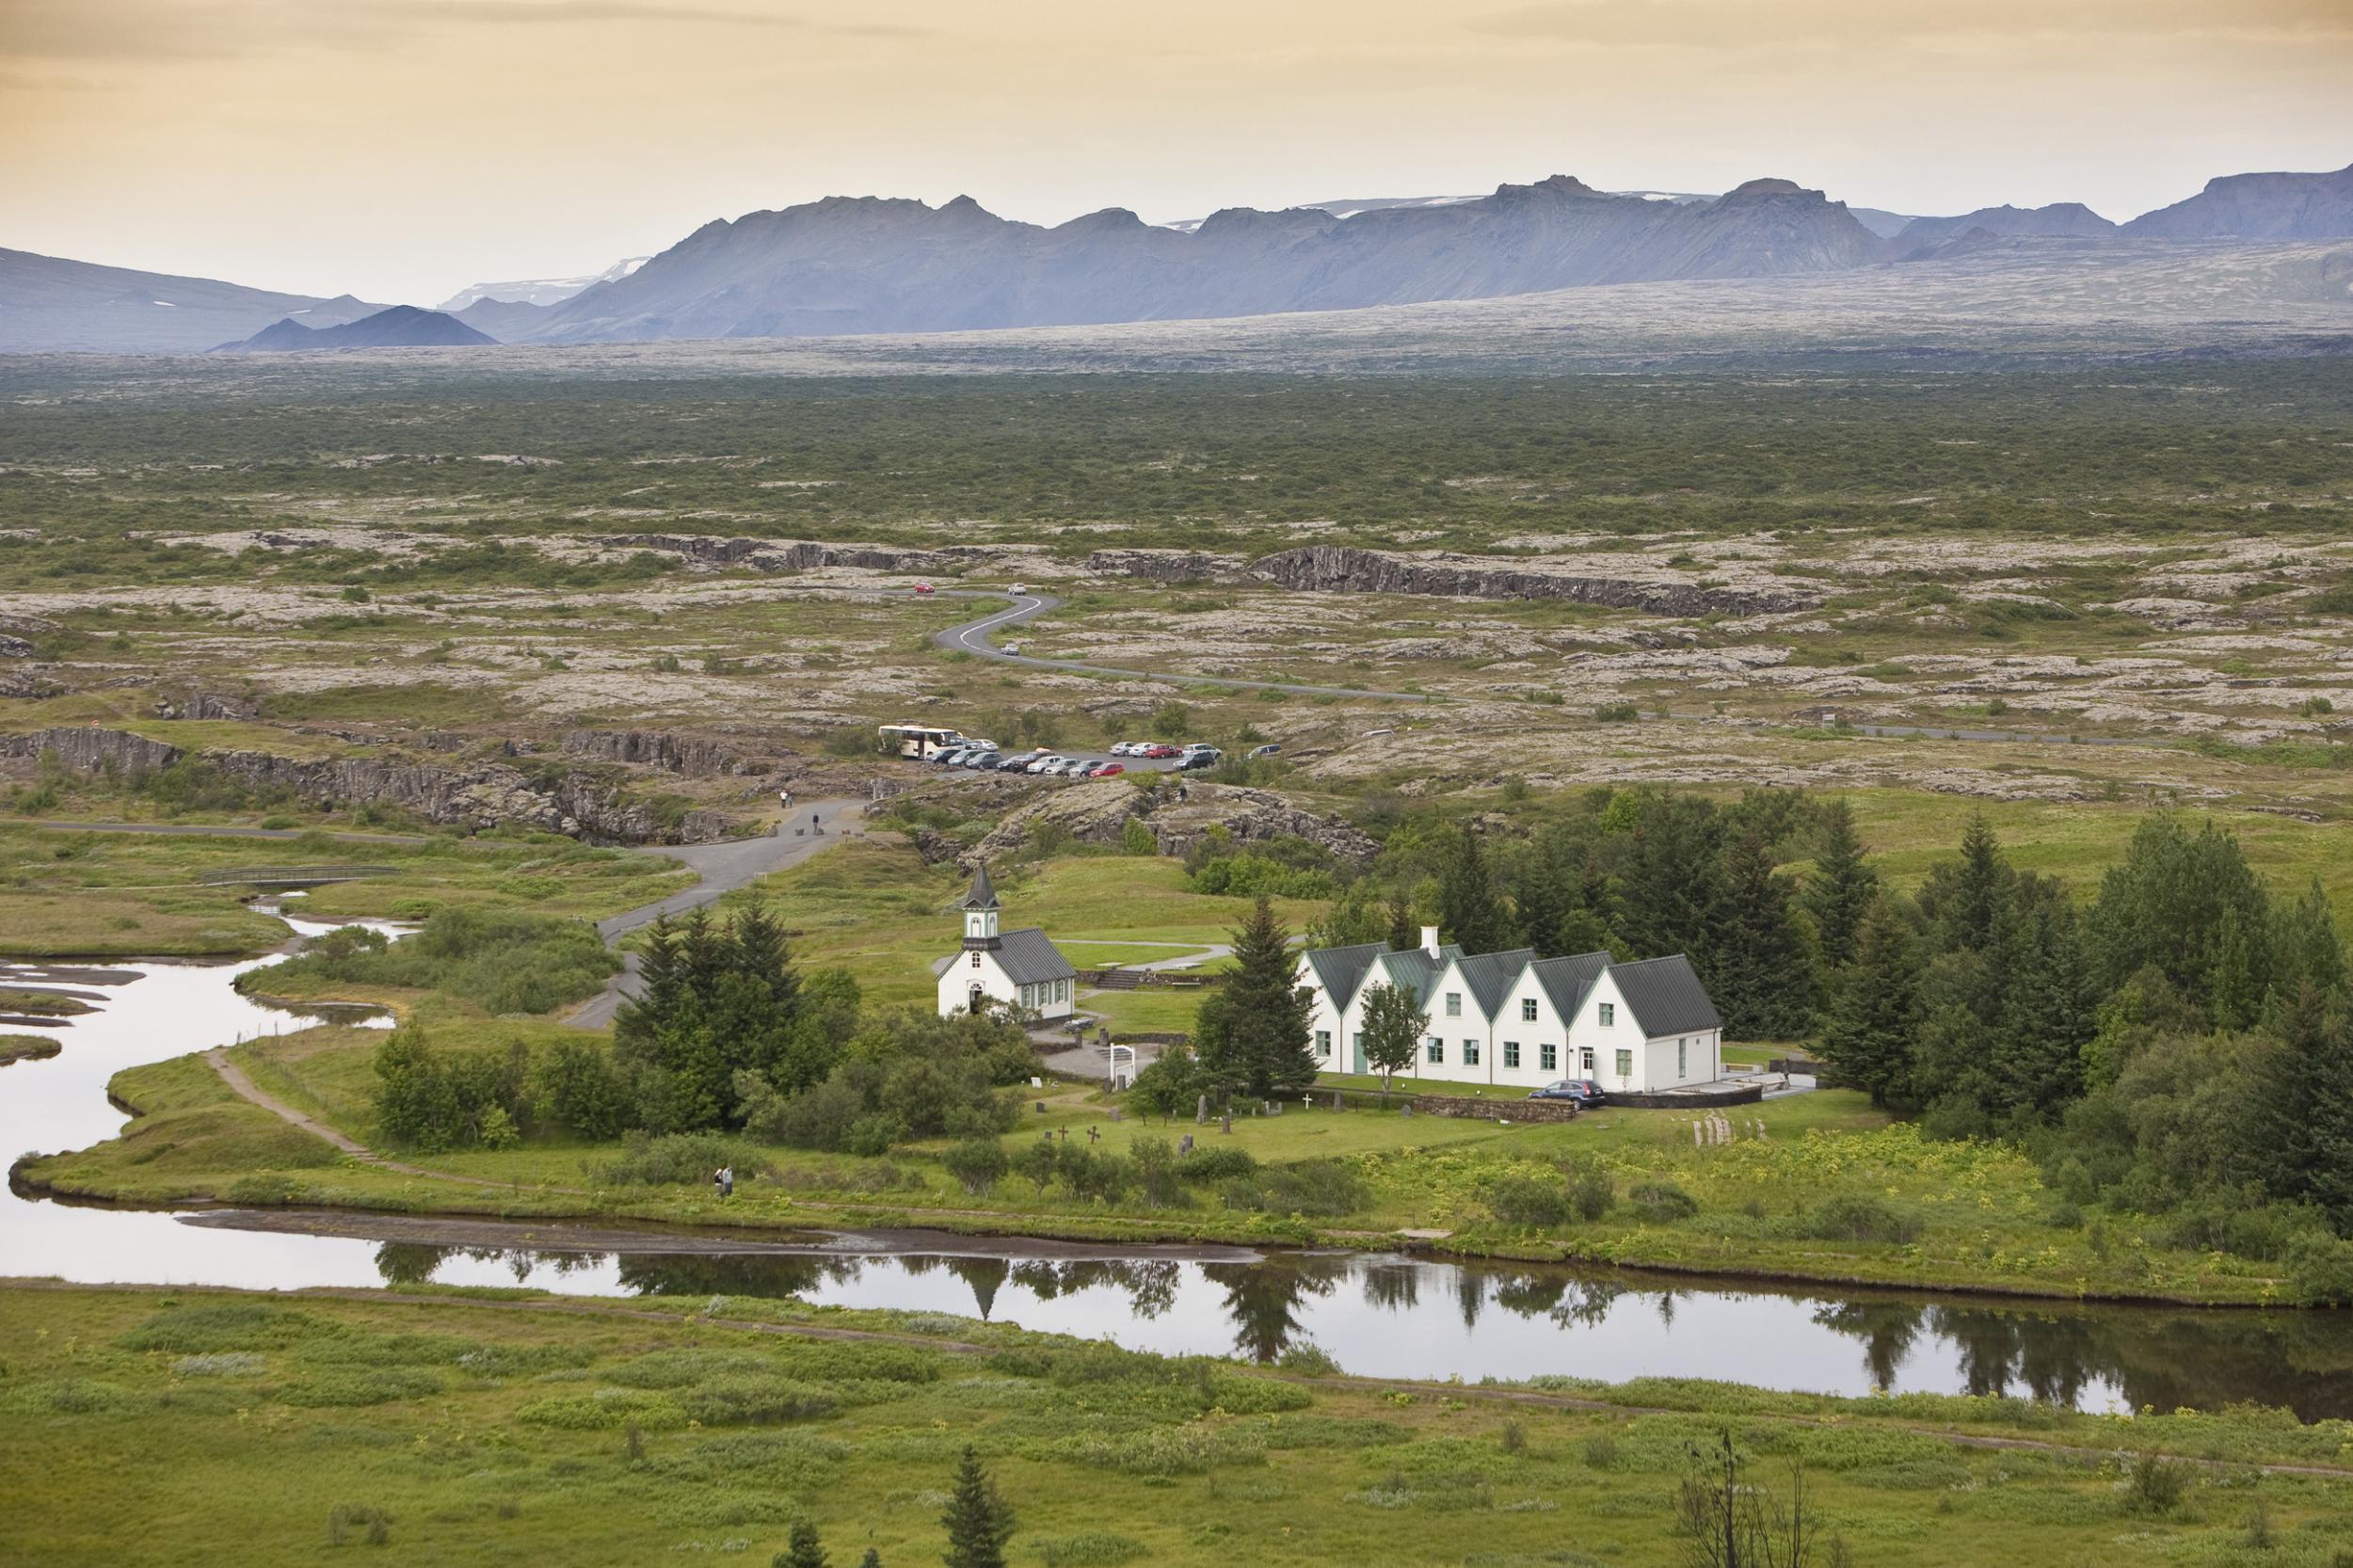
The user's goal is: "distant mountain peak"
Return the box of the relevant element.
[215,304,492,353]
[1721,178,1811,200]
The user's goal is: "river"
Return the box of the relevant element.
[6,903,2350,1419]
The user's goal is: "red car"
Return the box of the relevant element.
[1140,744,1180,759]
[1088,761,1125,778]
[913,583,935,595]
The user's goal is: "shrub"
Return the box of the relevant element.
[1566,1161,1615,1222]
[1625,1181,1699,1223]
[1173,1145,1257,1184]
[274,906,616,1016]
[1792,1194,1922,1245]
[538,1042,633,1140]
[596,1131,771,1187]
[942,1136,1010,1195]
[1220,1159,1369,1218]
[1034,1533,1152,1565]
[2123,1451,2189,1516]
[119,1303,323,1354]
[1594,702,1639,723]
[1274,1342,1339,1376]
[1487,1172,1574,1228]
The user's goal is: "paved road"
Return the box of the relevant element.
[931,590,1433,703]
[566,798,866,1030]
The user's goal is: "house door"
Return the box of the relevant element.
[969,984,984,1016]
[1579,1047,1595,1077]
[1353,1034,1366,1075]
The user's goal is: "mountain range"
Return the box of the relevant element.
[3,159,2346,354]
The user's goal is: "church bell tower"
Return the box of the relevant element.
[960,862,1001,951]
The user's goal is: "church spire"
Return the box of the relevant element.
[961,861,1000,911]
[960,862,1001,950]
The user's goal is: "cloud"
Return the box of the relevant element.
[1465,0,2353,49]
[1,0,925,63]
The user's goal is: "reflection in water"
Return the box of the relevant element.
[359,1239,2353,1419]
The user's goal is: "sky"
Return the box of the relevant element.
[4,0,2351,304]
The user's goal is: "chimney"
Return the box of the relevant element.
[1420,924,1440,956]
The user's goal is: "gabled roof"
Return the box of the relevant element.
[1529,951,1611,1023]
[1455,948,1536,1021]
[1304,941,1386,1016]
[1609,954,1722,1037]
[990,926,1075,985]
[960,863,1000,911]
[1368,943,1463,1011]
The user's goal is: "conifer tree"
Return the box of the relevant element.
[2253,984,2353,1227]
[1438,827,1513,953]
[1385,890,1421,952]
[1803,798,1878,964]
[1933,812,2011,955]
[1819,896,1923,1108]
[1987,897,2096,1118]
[1210,896,1319,1095]
[1616,791,1722,963]
[940,1448,1016,1568]
[1707,830,1817,1040]
[776,1519,829,1568]
[2274,879,2346,1000]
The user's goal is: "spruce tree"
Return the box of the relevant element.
[1708,831,1817,1040]
[1438,827,1513,953]
[1934,812,2011,955]
[2274,879,2346,1000]
[1988,898,2096,1119]
[940,1448,1016,1568]
[1616,791,1722,961]
[859,1553,883,1568]
[1385,890,1420,952]
[776,1519,829,1568]
[2253,984,2353,1227]
[1803,799,1878,963]
[1213,896,1318,1095]
[1819,897,1923,1108]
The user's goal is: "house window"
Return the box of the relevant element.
[1464,1040,1480,1066]
[1426,1036,1444,1064]
[1540,1044,1557,1073]
[1316,1030,1331,1057]
[1521,998,1538,1022]
[1677,1038,1688,1079]
[1615,1048,1633,1079]
[1445,991,1462,1017]
[1503,1041,1520,1068]
[969,951,981,968]
[1598,1002,1615,1027]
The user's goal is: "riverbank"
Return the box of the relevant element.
[3,1279,2350,1568]
[15,1038,2316,1308]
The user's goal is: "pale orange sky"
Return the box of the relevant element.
[4,0,2350,303]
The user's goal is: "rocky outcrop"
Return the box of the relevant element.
[152,691,257,721]
[562,728,760,777]
[0,727,737,845]
[590,534,948,575]
[1249,546,1815,616]
[1085,549,1245,584]
[0,635,34,660]
[961,779,1375,868]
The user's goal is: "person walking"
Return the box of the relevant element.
[712,1166,726,1200]
[721,1165,735,1199]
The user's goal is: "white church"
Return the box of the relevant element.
[934,863,1078,1022]
[1296,926,1724,1095]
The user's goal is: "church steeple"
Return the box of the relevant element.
[960,862,1000,950]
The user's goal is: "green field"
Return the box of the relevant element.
[3,1283,2349,1568]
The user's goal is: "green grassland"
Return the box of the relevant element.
[4,1282,2351,1568]
[0,824,692,957]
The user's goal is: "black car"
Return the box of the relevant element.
[1529,1080,1606,1107]
[994,754,1035,773]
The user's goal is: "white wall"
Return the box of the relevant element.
[935,951,1074,1021]
[1488,967,1571,1089]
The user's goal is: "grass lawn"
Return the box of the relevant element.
[1054,940,1209,968]
[7,1284,2349,1568]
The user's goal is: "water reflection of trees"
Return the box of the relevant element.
[374,1240,608,1288]
[1199,1256,1348,1361]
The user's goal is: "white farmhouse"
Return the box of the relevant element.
[1299,925,1723,1095]
[935,863,1077,1022]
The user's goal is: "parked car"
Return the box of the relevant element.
[1139,743,1180,759]
[1177,747,1223,771]
[1248,743,1282,759]
[913,583,935,595]
[1108,741,1135,757]
[936,746,975,766]
[1088,761,1125,778]
[1529,1080,1607,1107]
[994,754,1034,772]
[1025,755,1067,774]
[960,750,1000,769]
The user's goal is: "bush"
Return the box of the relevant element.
[1625,1181,1699,1223]
[596,1132,771,1188]
[1220,1159,1369,1218]
[1173,1145,1258,1184]
[273,907,617,1016]
[1594,702,1639,723]
[538,1042,633,1140]
[2123,1451,2189,1516]
[2286,1235,2353,1305]
[941,1136,1009,1195]
[1792,1194,1922,1245]
[1566,1161,1614,1222]
[1487,1172,1574,1228]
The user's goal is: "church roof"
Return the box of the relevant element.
[992,926,1075,985]
[960,862,1000,911]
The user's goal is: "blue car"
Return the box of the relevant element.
[1529,1080,1606,1107]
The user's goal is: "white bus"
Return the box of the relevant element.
[878,723,969,760]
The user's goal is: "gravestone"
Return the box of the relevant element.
[1178,1133,1194,1155]
[1195,1094,1209,1126]
[1220,1114,1233,1135]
